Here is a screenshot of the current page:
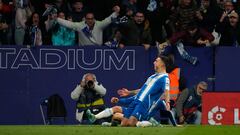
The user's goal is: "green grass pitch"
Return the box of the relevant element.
[0,125,239,135]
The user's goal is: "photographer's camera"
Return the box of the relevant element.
[86,80,94,89]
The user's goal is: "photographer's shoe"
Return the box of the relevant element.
[86,109,96,123]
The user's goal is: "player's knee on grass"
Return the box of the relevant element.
[128,116,138,127]
[121,118,129,126]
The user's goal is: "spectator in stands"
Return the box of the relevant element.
[167,0,200,34]
[235,0,240,15]
[197,0,222,32]
[119,11,152,50]
[52,5,120,46]
[70,0,85,22]
[216,11,240,46]
[121,0,138,17]
[163,22,215,47]
[83,0,116,20]
[158,23,214,65]
[29,0,50,16]
[71,73,107,124]
[216,0,225,9]
[68,0,85,45]
[45,11,76,46]
[219,0,235,23]
[146,0,171,43]
[32,0,58,45]
[0,0,13,45]
[64,14,77,46]
[172,81,208,125]
[24,12,43,46]
[53,0,69,13]
[104,28,123,48]
[14,0,32,45]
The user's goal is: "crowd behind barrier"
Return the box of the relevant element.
[1,0,240,47]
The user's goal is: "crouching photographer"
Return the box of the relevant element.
[71,73,107,124]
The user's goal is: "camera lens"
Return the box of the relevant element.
[87,80,94,88]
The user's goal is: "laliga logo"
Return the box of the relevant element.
[208,106,226,125]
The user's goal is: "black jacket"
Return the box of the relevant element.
[216,21,240,46]
[47,94,67,118]
[175,87,201,117]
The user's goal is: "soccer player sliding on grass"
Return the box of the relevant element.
[86,93,177,127]
[87,55,178,127]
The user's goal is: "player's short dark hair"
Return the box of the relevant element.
[158,55,170,69]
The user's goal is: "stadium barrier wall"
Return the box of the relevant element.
[0,46,214,124]
[215,47,240,91]
[202,92,240,125]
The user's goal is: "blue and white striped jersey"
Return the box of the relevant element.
[135,73,169,109]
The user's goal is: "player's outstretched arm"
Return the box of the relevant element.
[117,88,140,97]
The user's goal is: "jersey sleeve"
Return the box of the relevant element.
[118,96,136,106]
